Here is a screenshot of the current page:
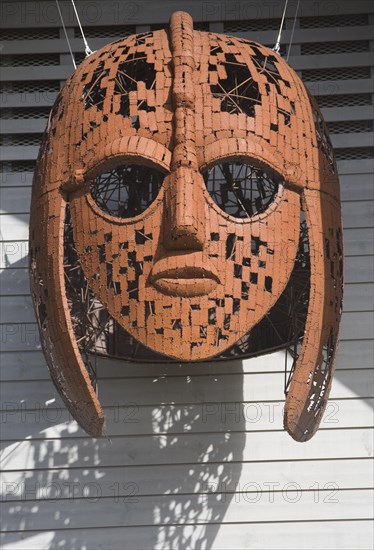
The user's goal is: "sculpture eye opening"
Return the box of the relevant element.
[89,164,165,218]
[202,161,282,219]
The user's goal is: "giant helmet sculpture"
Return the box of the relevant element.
[30,12,343,441]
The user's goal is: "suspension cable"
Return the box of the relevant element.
[71,0,94,57]
[286,0,301,61]
[273,0,289,54]
[55,0,76,69]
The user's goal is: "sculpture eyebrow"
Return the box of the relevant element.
[169,11,198,171]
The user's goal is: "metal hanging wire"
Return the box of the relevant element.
[286,0,301,61]
[273,0,289,53]
[55,0,76,69]
[71,0,94,57]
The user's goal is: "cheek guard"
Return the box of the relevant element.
[30,12,343,441]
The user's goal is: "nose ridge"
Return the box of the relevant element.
[163,165,205,251]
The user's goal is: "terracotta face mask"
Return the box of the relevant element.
[30,12,343,441]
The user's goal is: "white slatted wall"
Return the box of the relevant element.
[1,1,373,549]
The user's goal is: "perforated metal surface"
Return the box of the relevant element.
[335,147,374,160]
[0,54,61,67]
[1,107,51,119]
[328,120,373,134]
[303,66,371,81]
[74,25,136,39]
[151,21,209,31]
[0,160,36,173]
[315,94,373,108]
[0,134,43,147]
[224,19,281,33]
[0,80,61,94]
[300,13,369,28]
[1,27,60,40]
[301,40,370,55]
[74,52,88,65]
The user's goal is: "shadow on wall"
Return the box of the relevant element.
[0,215,371,549]
[0,255,245,549]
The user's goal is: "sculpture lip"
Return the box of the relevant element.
[150,254,220,283]
[149,254,220,296]
[151,265,220,282]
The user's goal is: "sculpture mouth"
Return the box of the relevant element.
[150,258,220,297]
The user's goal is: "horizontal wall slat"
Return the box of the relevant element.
[344,256,374,283]
[0,173,34,187]
[338,159,374,174]
[0,93,57,109]
[289,52,374,70]
[331,133,374,149]
[343,228,374,256]
[1,429,373,471]
[340,311,373,340]
[1,398,372,441]
[322,106,374,122]
[0,215,29,240]
[0,242,29,269]
[0,336,372,383]
[1,37,114,55]
[0,66,73,81]
[336,340,374,369]
[1,370,373,411]
[342,283,374,311]
[305,78,374,95]
[0,268,31,295]
[0,120,46,134]
[1,521,372,550]
[342,200,374,229]
[0,146,39,162]
[340,175,374,202]
[0,188,32,212]
[1,489,373,531]
[2,458,373,502]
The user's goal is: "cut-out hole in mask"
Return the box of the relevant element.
[90,164,165,218]
[202,161,282,218]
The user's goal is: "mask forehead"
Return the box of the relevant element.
[39,29,174,191]
[44,26,318,191]
[194,34,306,169]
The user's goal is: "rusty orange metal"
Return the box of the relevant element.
[30,12,343,440]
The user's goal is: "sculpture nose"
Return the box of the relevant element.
[163,164,205,251]
[162,11,205,251]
